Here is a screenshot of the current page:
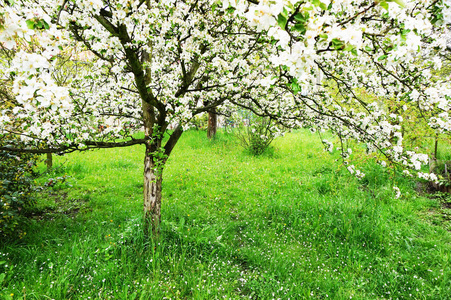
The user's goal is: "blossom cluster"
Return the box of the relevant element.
[233,0,451,178]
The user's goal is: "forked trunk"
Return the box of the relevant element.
[207,108,217,139]
[143,148,163,237]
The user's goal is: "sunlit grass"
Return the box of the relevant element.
[1,129,451,299]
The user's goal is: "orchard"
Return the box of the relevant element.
[1,0,451,236]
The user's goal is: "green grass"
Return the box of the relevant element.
[1,129,451,299]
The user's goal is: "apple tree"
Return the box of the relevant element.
[1,0,451,235]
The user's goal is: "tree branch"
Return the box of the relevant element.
[0,139,146,154]
[163,125,183,158]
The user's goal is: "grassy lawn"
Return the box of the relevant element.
[1,129,451,299]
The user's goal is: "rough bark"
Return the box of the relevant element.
[143,148,163,238]
[207,108,217,139]
[141,94,162,237]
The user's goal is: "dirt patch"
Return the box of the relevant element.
[26,191,90,220]
[414,180,451,231]
[49,192,68,203]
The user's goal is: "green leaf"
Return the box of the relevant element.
[378,54,387,61]
[277,13,288,29]
[400,29,409,41]
[293,23,305,33]
[291,79,300,94]
[331,38,344,50]
[394,0,406,7]
[344,44,354,51]
[226,6,236,13]
[379,1,389,10]
[311,0,321,6]
[25,19,35,30]
[43,20,50,30]
[387,0,406,8]
[293,13,306,22]
[311,0,327,10]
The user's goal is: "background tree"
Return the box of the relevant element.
[207,107,218,139]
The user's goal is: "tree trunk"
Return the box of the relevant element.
[141,92,163,237]
[207,108,217,139]
[434,133,439,159]
[143,147,163,238]
[46,152,53,170]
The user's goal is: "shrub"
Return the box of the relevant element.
[190,113,208,130]
[0,141,39,238]
[235,113,278,156]
[0,48,41,238]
